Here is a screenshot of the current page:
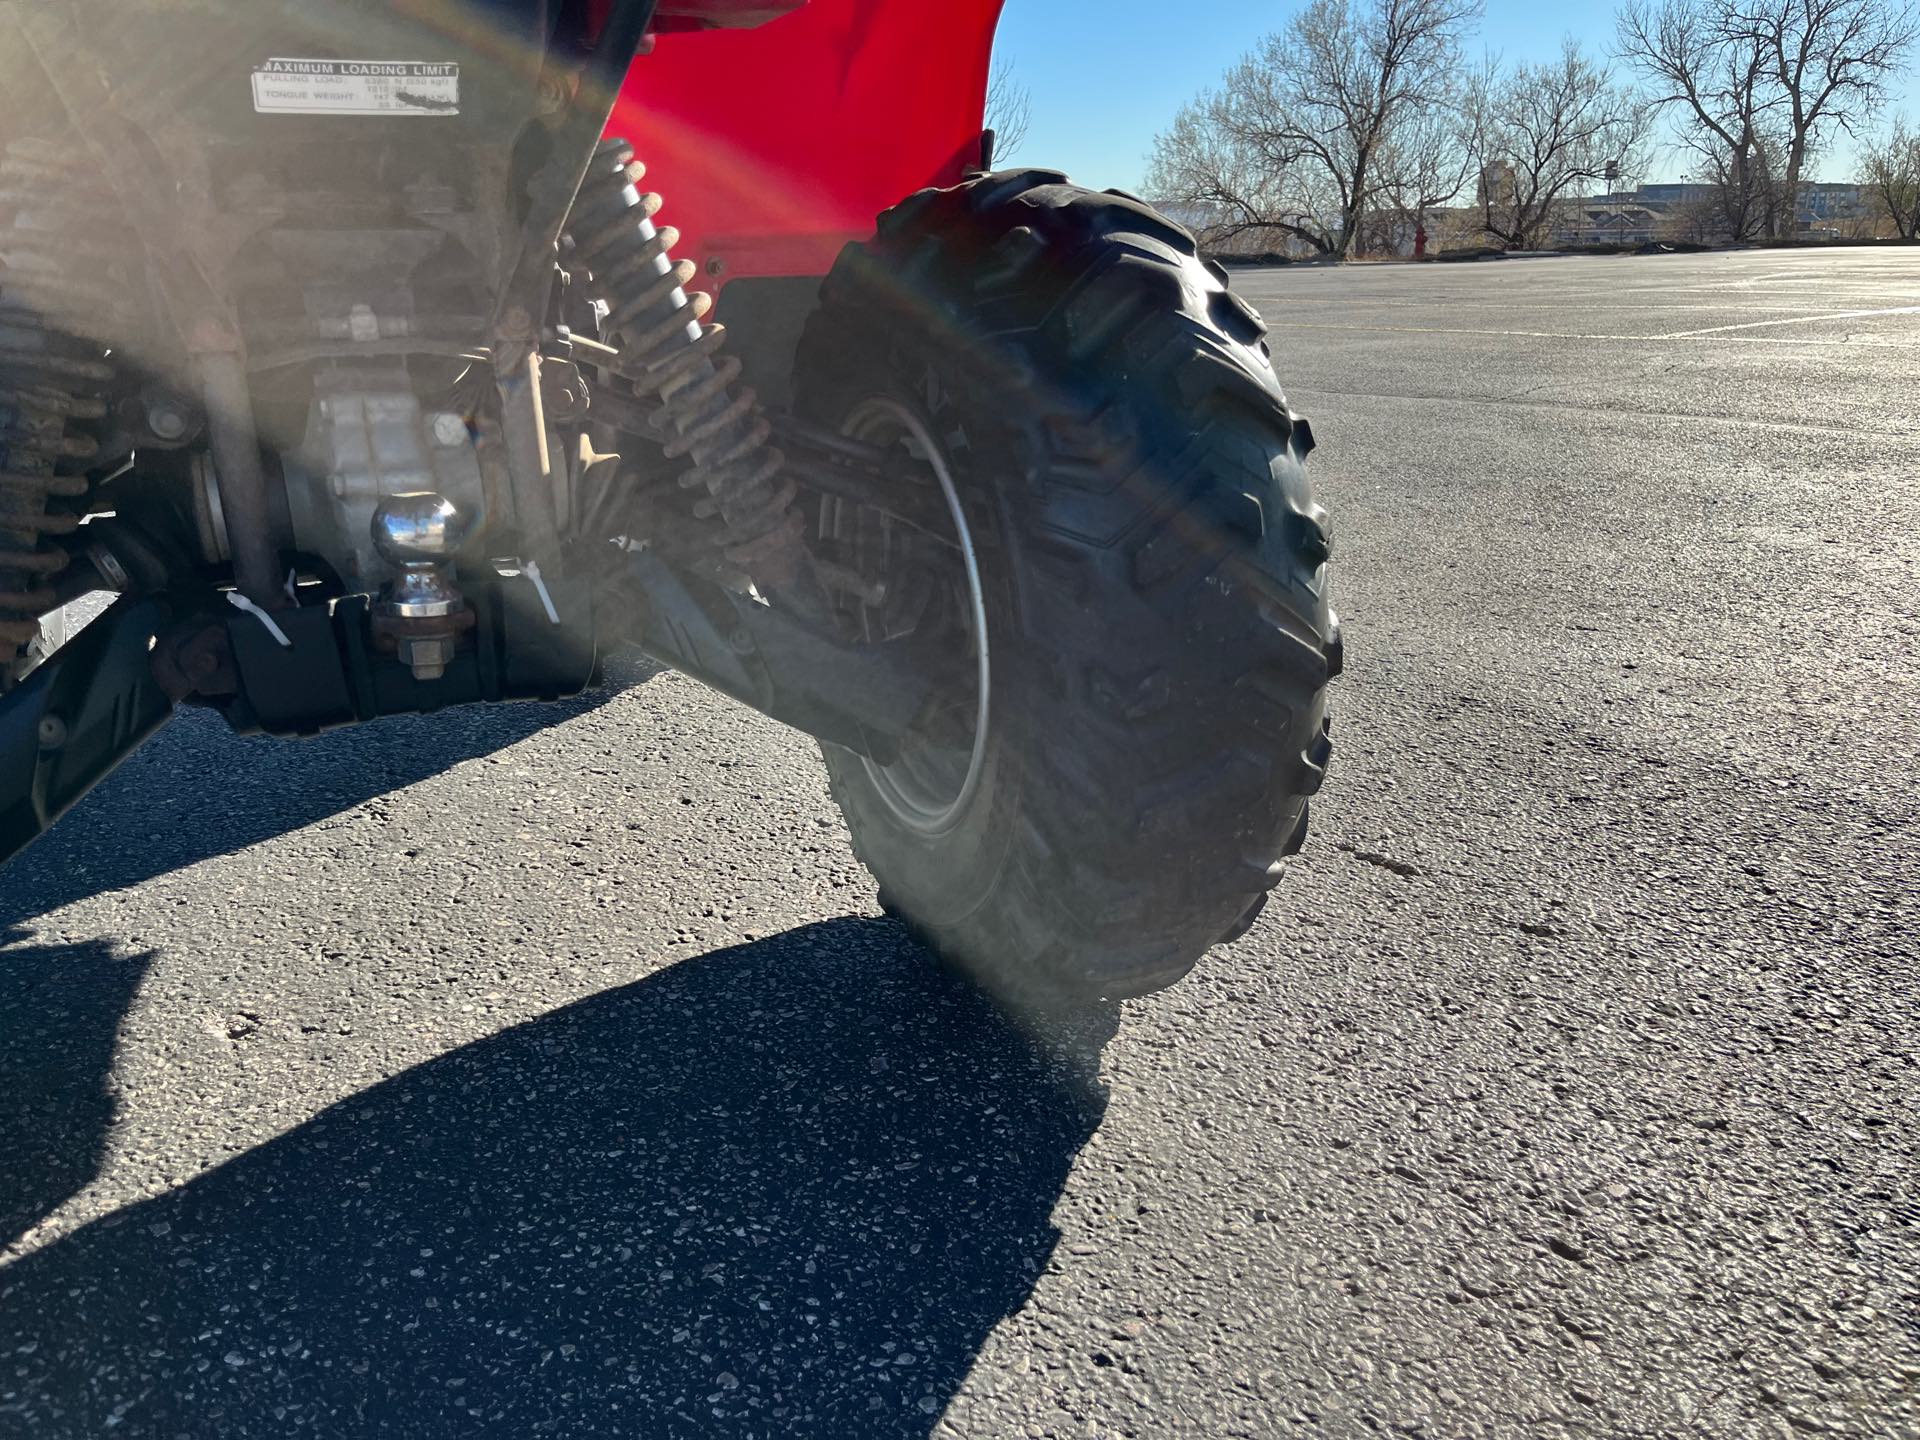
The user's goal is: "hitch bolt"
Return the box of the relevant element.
[145,397,191,441]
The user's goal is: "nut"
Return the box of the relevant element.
[396,634,457,682]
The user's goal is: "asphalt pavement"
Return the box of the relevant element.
[1,248,1916,1438]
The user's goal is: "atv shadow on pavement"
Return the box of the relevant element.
[0,652,653,929]
[0,933,153,1253]
[0,654,642,1261]
[0,918,1115,1437]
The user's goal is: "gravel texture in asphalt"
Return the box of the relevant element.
[0,248,1915,1438]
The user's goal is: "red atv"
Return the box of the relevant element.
[0,0,1339,999]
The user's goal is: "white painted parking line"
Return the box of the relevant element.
[1255,299,1913,315]
[1266,317,1920,346]
[1660,304,1920,337]
[1285,382,1920,438]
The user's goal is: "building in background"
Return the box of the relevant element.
[1551,182,1878,245]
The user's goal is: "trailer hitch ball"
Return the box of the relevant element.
[371,493,474,682]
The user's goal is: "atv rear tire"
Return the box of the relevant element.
[792,169,1340,1001]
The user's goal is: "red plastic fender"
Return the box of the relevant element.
[607,0,1009,294]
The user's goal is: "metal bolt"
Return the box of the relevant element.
[146,399,190,441]
[535,72,571,115]
[37,714,68,750]
[546,383,584,421]
[88,543,129,591]
[397,634,457,683]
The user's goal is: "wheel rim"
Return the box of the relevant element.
[841,397,991,837]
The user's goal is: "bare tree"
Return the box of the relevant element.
[1691,120,1796,237]
[1730,0,1919,228]
[1373,93,1476,242]
[1659,185,1728,238]
[1469,41,1650,247]
[1617,0,1787,238]
[1859,114,1920,235]
[1618,0,1916,238]
[1147,0,1483,258]
[985,55,1031,165]
[1148,90,1339,253]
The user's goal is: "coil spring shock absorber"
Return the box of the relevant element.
[563,138,802,584]
[0,138,138,677]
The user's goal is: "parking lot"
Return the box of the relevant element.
[2,248,1916,1436]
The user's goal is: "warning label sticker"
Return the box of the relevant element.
[251,59,460,116]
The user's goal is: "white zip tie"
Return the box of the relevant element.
[522,558,561,625]
[226,590,293,648]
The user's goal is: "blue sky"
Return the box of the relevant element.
[994,0,1920,190]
